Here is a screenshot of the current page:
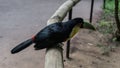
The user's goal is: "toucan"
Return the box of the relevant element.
[11,18,95,54]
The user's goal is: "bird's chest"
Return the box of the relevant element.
[67,25,80,40]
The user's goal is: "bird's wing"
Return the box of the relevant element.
[34,23,65,49]
[35,23,64,42]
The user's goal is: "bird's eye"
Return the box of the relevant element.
[80,23,83,28]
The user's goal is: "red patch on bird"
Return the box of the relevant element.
[32,35,35,41]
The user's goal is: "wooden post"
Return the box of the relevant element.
[103,0,106,9]
[66,8,72,59]
[45,0,80,68]
[89,0,94,23]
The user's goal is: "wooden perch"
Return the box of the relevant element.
[45,0,80,68]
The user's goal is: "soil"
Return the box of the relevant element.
[64,14,120,68]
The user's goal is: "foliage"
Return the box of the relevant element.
[104,0,120,15]
[96,0,120,54]
[98,0,120,34]
[98,20,116,34]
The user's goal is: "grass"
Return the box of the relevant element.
[96,0,120,55]
[103,0,120,21]
[98,20,116,34]
[97,0,120,34]
[104,0,120,13]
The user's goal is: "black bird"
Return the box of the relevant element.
[11,18,95,54]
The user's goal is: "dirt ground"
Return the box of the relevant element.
[63,1,120,68]
[2,0,120,68]
[64,29,120,68]
[63,7,120,67]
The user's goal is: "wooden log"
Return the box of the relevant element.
[45,0,80,68]
[47,0,80,24]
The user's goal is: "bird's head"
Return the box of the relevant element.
[73,17,96,30]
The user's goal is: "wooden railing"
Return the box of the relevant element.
[44,0,105,67]
[44,0,81,68]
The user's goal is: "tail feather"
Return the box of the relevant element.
[11,39,33,54]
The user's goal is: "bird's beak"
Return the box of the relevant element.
[82,21,96,30]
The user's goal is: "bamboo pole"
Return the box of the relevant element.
[45,0,80,68]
